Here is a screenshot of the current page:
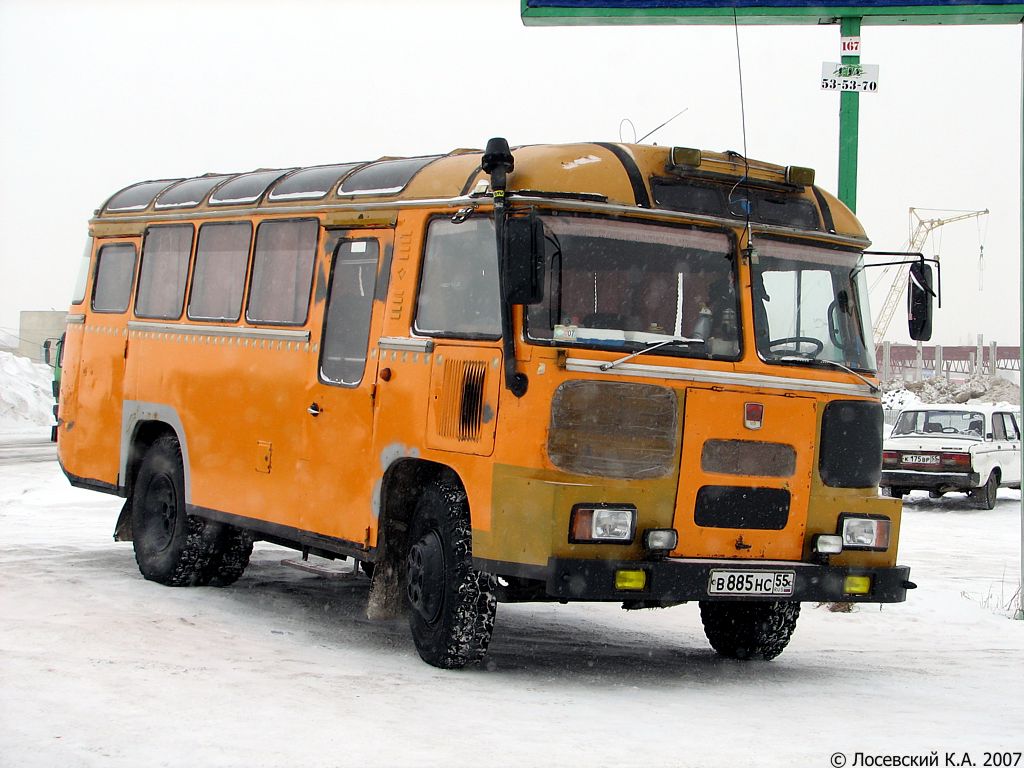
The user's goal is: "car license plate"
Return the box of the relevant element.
[903,453,940,465]
[707,570,795,596]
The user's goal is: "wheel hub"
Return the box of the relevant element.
[407,530,445,624]
[146,475,177,551]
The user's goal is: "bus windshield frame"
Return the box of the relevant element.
[524,214,742,362]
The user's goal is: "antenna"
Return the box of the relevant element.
[637,108,688,143]
[731,8,754,256]
[733,11,750,163]
[619,118,637,143]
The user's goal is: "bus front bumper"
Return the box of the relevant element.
[543,557,913,604]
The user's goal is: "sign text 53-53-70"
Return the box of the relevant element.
[821,62,880,93]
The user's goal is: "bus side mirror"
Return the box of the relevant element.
[907,261,933,341]
[43,339,52,365]
[504,214,544,305]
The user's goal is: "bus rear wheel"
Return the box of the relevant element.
[200,524,253,587]
[131,435,216,586]
[405,478,496,669]
[699,601,800,661]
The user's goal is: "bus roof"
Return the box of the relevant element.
[92,141,865,241]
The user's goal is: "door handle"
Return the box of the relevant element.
[307,402,323,417]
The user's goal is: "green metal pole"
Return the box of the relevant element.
[837,16,862,212]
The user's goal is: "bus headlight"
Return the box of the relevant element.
[839,514,891,551]
[570,505,636,544]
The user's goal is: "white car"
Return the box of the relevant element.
[880,403,1021,509]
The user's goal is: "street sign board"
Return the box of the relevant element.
[521,0,1024,26]
[821,61,880,92]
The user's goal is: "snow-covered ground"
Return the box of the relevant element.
[1,429,1021,768]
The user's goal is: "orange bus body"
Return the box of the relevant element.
[57,141,909,667]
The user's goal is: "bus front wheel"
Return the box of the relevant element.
[699,600,800,661]
[405,478,496,669]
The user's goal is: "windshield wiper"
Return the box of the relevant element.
[775,355,879,394]
[600,337,705,371]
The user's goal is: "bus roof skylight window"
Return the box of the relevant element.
[155,177,230,209]
[105,180,181,213]
[268,164,363,202]
[210,170,292,206]
[338,156,440,196]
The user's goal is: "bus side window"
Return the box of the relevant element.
[320,239,380,386]
[246,219,318,325]
[136,225,194,320]
[92,243,138,313]
[189,222,252,322]
[414,217,501,338]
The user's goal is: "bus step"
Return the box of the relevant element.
[280,557,360,578]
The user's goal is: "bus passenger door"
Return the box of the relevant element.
[300,229,391,549]
[64,237,140,489]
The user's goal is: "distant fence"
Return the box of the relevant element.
[877,342,1020,382]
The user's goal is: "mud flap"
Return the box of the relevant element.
[366,561,404,621]
[113,498,133,542]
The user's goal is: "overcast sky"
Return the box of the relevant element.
[0,0,1020,347]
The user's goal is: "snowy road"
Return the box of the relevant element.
[0,434,55,466]
[1,431,1021,768]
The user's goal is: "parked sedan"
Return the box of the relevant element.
[880,404,1021,509]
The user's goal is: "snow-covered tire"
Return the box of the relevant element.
[971,471,998,510]
[131,435,217,586]
[200,524,253,587]
[882,486,906,499]
[405,478,496,669]
[699,601,800,661]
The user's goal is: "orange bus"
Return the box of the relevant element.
[57,138,928,668]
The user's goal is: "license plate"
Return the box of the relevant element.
[903,453,940,465]
[707,570,795,596]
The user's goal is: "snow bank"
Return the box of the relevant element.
[0,351,55,432]
[883,374,1020,408]
[881,386,922,411]
[0,328,17,351]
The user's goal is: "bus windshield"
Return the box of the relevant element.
[751,238,875,372]
[525,216,741,360]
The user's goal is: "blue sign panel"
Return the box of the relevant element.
[522,0,1024,24]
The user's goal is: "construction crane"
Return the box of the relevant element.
[871,207,988,345]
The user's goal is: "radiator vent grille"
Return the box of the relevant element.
[437,359,487,442]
